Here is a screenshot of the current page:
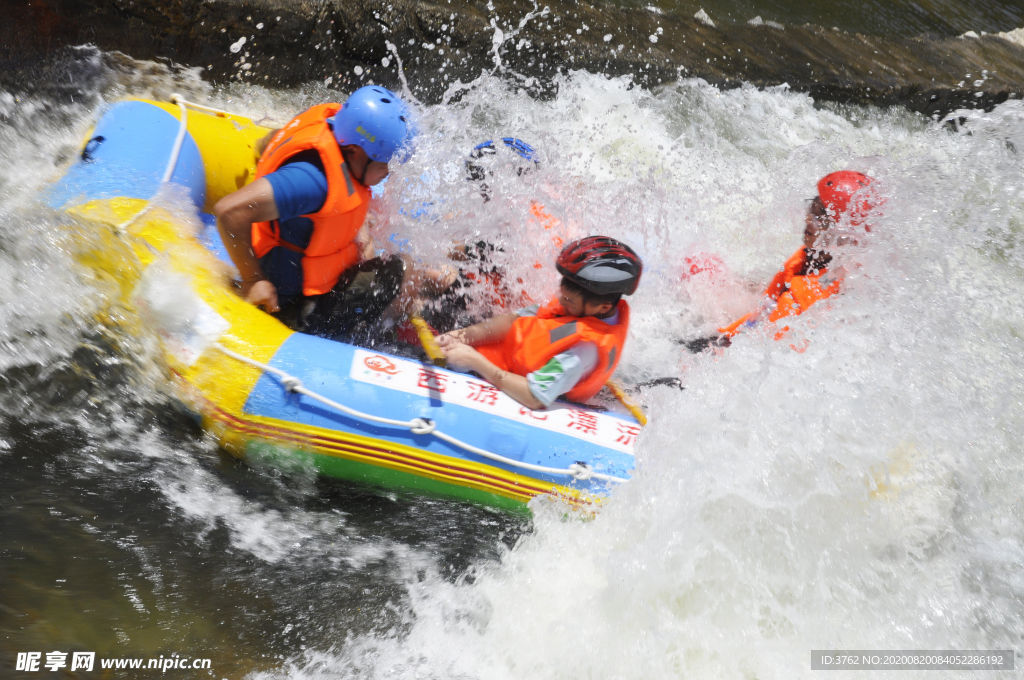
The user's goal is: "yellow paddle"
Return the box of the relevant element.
[606,380,648,426]
[410,314,446,367]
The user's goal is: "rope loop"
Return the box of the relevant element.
[410,418,437,435]
[280,376,304,393]
[569,463,595,480]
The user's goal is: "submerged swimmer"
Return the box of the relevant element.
[465,137,540,201]
[214,86,417,338]
[687,170,876,352]
[417,137,543,334]
[419,136,579,336]
[436,237,642,410]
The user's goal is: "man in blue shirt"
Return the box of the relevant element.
[214,87,413,337]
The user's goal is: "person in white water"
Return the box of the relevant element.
[214,86,415,337]
[686,170,876,352]
[437,237,642,409]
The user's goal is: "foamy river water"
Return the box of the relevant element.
[2,16,1024,677]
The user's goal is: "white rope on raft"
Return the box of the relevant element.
[209,342,628,484]
[169,97,238,118]
[114,94,269,231]
[114,94,192,232]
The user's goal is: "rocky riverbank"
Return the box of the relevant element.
[4,0,1024,116]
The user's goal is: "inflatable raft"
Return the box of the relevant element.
[50,96,640,513]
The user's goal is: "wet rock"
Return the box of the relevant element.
[3,0,1024,117]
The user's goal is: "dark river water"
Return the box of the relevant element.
[631,0,1024,37]
[2,0,1024,675]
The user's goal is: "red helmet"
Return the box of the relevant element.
[556,236,643,296]
[818,171,875,224]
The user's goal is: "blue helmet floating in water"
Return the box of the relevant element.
[472,137,539,162]
[466,137,540,184]
[330,86,415,163]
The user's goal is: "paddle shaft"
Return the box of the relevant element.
[410,314,446,367]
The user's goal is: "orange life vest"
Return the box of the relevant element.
[252,103,371,296]
[719,247,841,338]
[476,299,630,402]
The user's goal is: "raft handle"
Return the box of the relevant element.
[81,136,105,163]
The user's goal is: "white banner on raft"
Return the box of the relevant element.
[350,349,638,454]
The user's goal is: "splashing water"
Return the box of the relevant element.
[3,47,1024,678]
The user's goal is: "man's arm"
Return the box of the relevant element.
[437,310,544,408]
[437,313,517,348]
[213,178,281,311]
[354,222,376,262]
[719,251,801,334]
[441,343,544,410]
[442,338,598,410]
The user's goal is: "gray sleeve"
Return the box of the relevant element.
[526,342,600,407]
[515,304,541,317]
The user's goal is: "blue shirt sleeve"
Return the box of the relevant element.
[264,161,329,222]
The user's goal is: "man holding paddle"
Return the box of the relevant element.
[436,237,642,410]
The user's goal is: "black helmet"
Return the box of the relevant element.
[556,236,643,296]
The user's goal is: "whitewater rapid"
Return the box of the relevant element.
[3,48,1024,678]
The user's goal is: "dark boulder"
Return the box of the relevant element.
[3,0,1023,117]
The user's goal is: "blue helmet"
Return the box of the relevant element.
[471,138,539,163]
[330,86,414,163]
[466,137,539,183]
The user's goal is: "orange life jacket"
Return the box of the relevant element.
[252,103,371,296]
[476,299,630,402]
[719,247,841,338]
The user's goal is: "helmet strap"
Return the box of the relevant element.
[341,145,368,185]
